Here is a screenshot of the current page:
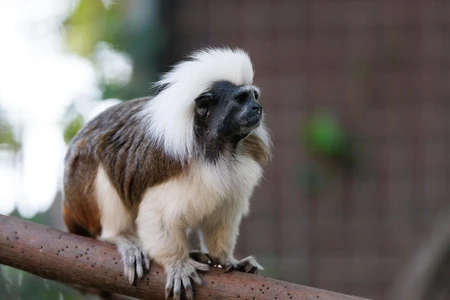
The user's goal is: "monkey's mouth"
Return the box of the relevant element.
[242,113,262,130]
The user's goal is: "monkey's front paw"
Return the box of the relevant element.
[222,256,263,274]
[116,239,150,284]
[165,258,209,300]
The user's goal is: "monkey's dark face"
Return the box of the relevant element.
[194,81,262,157]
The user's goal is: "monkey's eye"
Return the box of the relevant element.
[195,92,214,107]
[195,92,214,117]
[253,90,260,101]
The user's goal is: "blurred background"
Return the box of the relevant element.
[1,1,450,299]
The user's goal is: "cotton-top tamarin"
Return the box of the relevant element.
[63,47,272,299]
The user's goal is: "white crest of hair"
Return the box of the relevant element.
[142,47,255,161]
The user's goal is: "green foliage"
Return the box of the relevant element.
[63,114,84,144]
[0,265,82,300]
[302,113,358,182]
[64,0,111,56]
[65,0,167,100]
[0,119,21,152]
[304,114,346,158]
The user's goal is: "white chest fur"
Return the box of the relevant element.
[139,154,263,228]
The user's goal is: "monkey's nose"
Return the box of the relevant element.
[252,103,262,115]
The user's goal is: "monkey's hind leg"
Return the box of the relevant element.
[103,235,150,284]
[199,214,264,275]
[189,251,262,274]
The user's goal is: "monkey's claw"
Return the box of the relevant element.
[165,258,209,300]
[223,256,263,274]
[116,239,150,284]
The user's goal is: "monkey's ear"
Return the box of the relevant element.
[195,92,215,109]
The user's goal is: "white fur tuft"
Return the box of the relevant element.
[142,47,255,161]
[95,165,133,240]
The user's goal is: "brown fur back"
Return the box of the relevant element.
[63,98,184,237]
[63,135,102,238]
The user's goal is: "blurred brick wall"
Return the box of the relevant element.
[162,1,450,299]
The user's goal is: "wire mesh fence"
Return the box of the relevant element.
[165,1,450,299]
